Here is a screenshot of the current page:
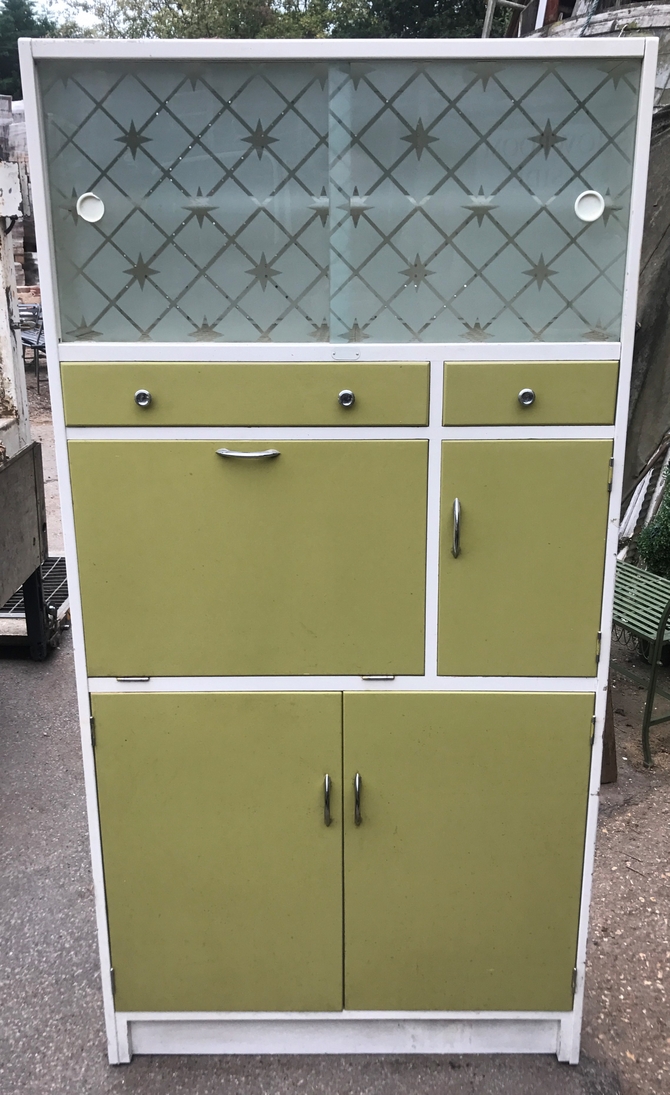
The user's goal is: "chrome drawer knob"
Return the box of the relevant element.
[338,389,355,408]
[518,388,535,407]
[134,389,152,408]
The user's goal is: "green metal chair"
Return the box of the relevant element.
[612,561,670,766]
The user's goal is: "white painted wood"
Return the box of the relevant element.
[27,37,647,59]
[123,1016,563,1056]
[88,677,598,693]
[58,342,620,362]
[535,0,549,30]
[115,1014,131,1064]
[19,37,121,1066]
[66,426,616,440]
[0,178,31,457]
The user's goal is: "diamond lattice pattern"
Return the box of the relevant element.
[40,57,640,343]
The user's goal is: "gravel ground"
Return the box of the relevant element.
[581,647,670,1095]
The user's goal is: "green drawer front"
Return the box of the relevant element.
[443,360,619,425]
[61,360,430,426]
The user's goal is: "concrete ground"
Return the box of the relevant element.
[0,635,623,1095]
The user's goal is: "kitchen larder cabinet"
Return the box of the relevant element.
[21,36,655,1065]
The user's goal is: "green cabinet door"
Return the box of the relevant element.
[93,691,342,1012]
[69,440,428,677]
[343,691,593,1012]
[439,440,612,676]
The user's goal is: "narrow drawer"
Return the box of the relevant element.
[61,361,430,426]
[443,361,619,426]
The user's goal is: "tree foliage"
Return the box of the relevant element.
[0,0,56,97]
[637,481,670,579]
[70,0,506,39]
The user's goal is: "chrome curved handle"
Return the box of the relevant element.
[216,448,280,459]
[324,774,332,827]
[452,498,461,558]
[354,773,362,826]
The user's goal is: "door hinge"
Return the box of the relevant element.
[110,967,116,996]
[607,458,614,493]
[90,716,96,748]
[571,966,578,997]
[590,716,596,747]
[596,632,602,664]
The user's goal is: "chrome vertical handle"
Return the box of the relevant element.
[324,774,332,827]
[452,498,461,558]
[354,773,362,826]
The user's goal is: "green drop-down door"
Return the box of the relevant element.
[69,440,428,677]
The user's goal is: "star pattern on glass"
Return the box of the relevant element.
[182,187,217,227]
[185,64,209,91]
[461,319,493,342]
[400,254,434,290]
[246,253,281,291]
[583,320,612,341]
[602,188,623,227]
[343,320,369,342]
[400,119,438,161]
[309,320,330,341]
[309,187,329,226]
[468,62,505,90]
[189,317,221,341]
[523,254,557,290]
[66,316,103,340]
[124,253,159,290]
[60,187,79,224]
[598,60,640,89]
[44,58,639,344]
[313,63,329,89]
[242,120,279,160]
[342,63,375,90]
[339,187,370,227]
[114,121,152,160]
[529,120,566,160]
[462,187,498,226]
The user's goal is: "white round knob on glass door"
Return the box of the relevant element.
[76,192,105,223]
[574,190,605,224]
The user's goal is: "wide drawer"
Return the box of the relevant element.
[443,360,618,426]
[61,361,430,426]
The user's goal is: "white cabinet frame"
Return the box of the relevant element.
[19,35,658,1065]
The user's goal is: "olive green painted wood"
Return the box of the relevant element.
[69,440,428,676]
[61,361,429,426]
[443,360,619,425]
[343,691,593,1011]
[93,691,343,1012]
[438,440,612,676]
